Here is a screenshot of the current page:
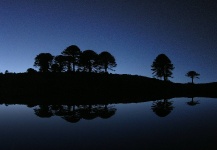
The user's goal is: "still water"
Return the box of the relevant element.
[0,97,217,150]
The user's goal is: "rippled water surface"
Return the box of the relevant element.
[0,97,217,150]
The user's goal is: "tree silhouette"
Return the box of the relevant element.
[26,68,37,73]
[51,64,60,72]
[79,50,98,72]
[53,55,67,72]
[98,51,117,73]
[4,70,9,74]
[62,45,81,72]
[151,99,174,117]
[186,71,200,84]
[151,54,174,81]
[34,53,54,72]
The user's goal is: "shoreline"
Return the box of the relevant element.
[0,72,216,105]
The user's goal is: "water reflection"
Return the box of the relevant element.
[33,104,117,123]
[151,98,174,117]
[34,105,53,118]
[186,97,200,106]
[1,96,209,125]
[1,97,217,149]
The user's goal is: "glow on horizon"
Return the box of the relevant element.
[0,0,216,83]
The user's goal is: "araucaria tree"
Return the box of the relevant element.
[62,45,81,72]
[186,71,200,84]
[98,51,117,73]
[34,53,54,72]
[54,55,67,72]
[151,54,174,81]
[79,50,98,72]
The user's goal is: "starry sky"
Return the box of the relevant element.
[0,0,217,83]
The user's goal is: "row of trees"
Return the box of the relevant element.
[31,46,199,83]
[151,54,200,83]
[33,45,117,73]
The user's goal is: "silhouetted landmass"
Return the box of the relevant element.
[0,72,216,105]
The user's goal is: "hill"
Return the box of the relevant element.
[0,72,216,104]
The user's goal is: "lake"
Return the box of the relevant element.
[0,97,217,150]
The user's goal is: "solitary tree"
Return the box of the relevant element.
[34,53,54,72]
[186,71,200,84]
[62,45,81,72]
[98,51,117,73]
[79,50,98,72]
[151,54,174,81]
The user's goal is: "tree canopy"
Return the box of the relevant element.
[186,71,200,84]
[79,50,98,72]
[151,54,174,81]
[34,53,54,72]
[61,45,81,72]
[54,55,67,72]
[98,51,117,73]
[27,68,37,73]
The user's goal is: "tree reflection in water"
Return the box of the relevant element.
[61,105,81,123]
[151,99,174,117]
[98,105,116,119]
[79,105,99,120]
[186,97,200,106]
[33,104,117,123]
[34,105,53,118]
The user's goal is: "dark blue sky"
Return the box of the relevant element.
[0,0,217,83]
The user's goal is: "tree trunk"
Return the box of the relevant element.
[72,63,75,72]
[163,75,167,81]
[88,66,92,72]
[105,66,108,73]
[67,63,71,72]
[104,63,108,73]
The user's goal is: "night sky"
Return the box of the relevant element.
[1,0,217,83]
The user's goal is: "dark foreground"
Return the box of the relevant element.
[0,72,216,105]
